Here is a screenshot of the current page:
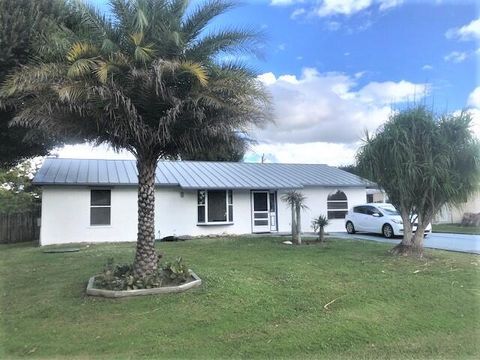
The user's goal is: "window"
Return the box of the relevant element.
[327,190,348,219]
[367,194,373,203]
[197,190,233,224]
[365,206,382,217]
[90,190,111,225]
[353,206,366,214]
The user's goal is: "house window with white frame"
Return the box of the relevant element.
[90,189,111,225]
[197,190,233,224]
[327,190,348,219]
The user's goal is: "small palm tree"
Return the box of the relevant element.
[312,215,329,242]
[1,0,270,278]
[282,190,308,245]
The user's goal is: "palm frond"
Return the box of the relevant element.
[130,32,144,46]
[74,0,115,40]
[0,64,67,97]
[182,0,236,44]
[66,42,98,62]
[67,58,97,78]
[180,61,208,86]
[185,29,260,61]
[95,61,120,83]
[134,44,156,63]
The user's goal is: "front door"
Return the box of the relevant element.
[252,191,270,233]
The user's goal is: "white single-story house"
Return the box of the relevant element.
[33,158,374,245]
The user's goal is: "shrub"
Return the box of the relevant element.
[94,257,191,291]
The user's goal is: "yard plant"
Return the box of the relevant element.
[1,237,479,359]
[0,0,270,278]
[357,106,480,256]
[312,214,329,242]
[282,190,307,244]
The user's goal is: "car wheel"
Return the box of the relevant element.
[346,221,356,234]
[382,224,394,238]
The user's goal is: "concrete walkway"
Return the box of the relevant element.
[330,232,480,254]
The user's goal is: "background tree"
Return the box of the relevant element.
[282,190,307,245]
[357,106,480,256]
[0,0,82,168]
[338,164,361,177]
[0,160,41,214]
[1,0,270,278]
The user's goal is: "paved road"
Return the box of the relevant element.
[330,231,480,254]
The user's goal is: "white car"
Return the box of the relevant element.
[344,203,431,238]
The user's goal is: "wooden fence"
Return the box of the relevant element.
[0,209,40,244]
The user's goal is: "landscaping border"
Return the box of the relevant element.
[86,270,202,298]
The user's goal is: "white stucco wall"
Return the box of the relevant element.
[40,186,138,245]
[154,188,253,237]
[40,185,367,245]
[434,190,480,224]
[277,187,367,233]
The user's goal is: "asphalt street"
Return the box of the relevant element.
[330,231,480,254]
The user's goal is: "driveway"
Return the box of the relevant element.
[330,231,480,254]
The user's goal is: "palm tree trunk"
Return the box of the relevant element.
[411,214,430,257]
[296,203,302,245]
[291,205,298,244]
[319,227,325,242]
[412,225,426,256]
[391,208,414,255]
[133,152,159,278]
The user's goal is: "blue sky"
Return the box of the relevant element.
[60,0,480,165]
[230,0,477,108]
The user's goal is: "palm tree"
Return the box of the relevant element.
[282,190,307,245]
[357,106,479,256]
[0,0,270,278]
[312,215,329,242]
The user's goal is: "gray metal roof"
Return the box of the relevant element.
[33,158,372,189]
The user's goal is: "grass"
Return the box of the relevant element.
[433,223,480,235]
[1,237,479,359]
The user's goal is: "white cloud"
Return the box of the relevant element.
[290,8,306,19]
[56,143,134,160]
[422,64,433,71]
[255,68,428,147]
[378,0,403,11]
[358,80,429,103]
[315,0,402,17]
[467,86,480,108]
[272,0,402,17]
[248,142,359,166]
[56,69,428,166]
[445,18,480,41]
[444,51,468,63]
[466,108,480,139]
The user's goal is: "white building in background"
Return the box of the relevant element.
[434,191,480,224]
[33,158,373,245]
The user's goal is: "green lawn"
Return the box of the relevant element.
[1,237,479,359]
[433,223,480,235]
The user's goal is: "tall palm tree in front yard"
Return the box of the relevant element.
[282,190,307,245]
[0,0,270,278]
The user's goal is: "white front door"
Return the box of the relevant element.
[252,191,270,233]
